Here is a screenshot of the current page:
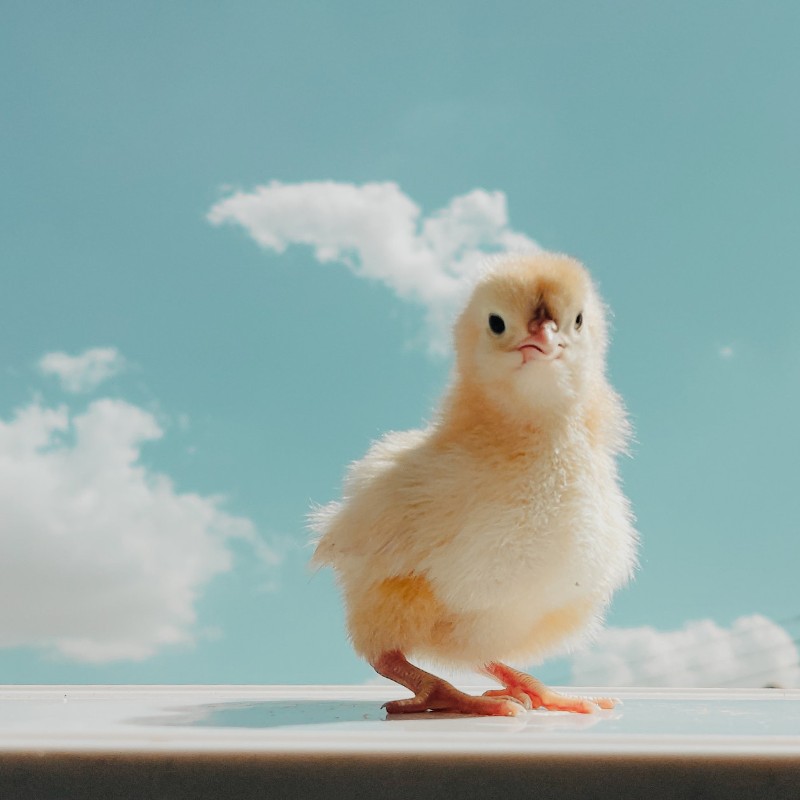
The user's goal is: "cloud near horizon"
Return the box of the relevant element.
[0,357,276,663]
[207,180,539,354]
[570,614,799,689]
[365,615,799,691]
[38,347,126,393]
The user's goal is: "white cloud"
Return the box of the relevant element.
[0,391,275,663]
[38,347,126,393]
[207,180,539,354]
[719,345,735,359]
[570,615,800,689]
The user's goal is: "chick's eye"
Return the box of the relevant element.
[575,312,583,330]
[488,314,506,335]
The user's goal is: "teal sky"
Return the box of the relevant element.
[2,1,799,687]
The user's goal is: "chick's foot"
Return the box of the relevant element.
[373,650,525,717]
[483,662,615,714]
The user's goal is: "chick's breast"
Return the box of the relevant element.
[421,432,634,615]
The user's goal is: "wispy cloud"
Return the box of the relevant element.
[38,347,126,393]
[207,180,539,354]
[719,345,735,359]
[0,356,276,663]
[570,614,799,688]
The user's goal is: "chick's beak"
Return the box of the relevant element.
[517,319,561,363]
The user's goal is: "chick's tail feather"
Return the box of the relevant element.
[307,500,341,568]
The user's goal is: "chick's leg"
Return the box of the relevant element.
[482,662,615,714]
[372,651,525,716]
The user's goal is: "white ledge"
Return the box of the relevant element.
[0,685,798,798]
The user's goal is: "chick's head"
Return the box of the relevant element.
[453,253,609,421]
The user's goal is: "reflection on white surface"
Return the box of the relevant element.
[139,699,609,734]
[0,686,798,755]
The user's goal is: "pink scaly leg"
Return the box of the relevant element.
[482,662,615,714]
[372,650,525,716]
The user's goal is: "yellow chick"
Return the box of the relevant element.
[311,252,637,716]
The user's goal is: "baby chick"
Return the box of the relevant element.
[311,252,637,716]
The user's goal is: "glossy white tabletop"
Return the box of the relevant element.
[0,685,797,756]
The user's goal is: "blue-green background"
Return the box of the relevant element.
[2,1,798,683]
